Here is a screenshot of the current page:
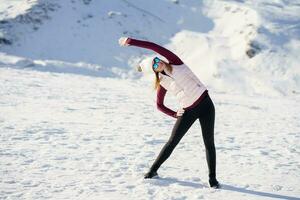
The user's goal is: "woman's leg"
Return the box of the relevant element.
[198,96,217,181]
[149,111,197,173]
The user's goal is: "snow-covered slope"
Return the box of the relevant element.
[0,1,300,199]
[0,0,212,69]
[0,0,39,21]
[0,0,299,96]
[166,0,300,96]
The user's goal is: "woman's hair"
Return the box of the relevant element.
[153,60,173,90]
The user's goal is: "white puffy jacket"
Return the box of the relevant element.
[159,64,207,108]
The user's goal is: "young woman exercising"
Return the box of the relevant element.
[119,37,220,188]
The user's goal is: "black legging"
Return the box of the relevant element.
[150,94,216,179]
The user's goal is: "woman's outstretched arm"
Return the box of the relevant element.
[156,85,177,118]
[124,37,183,65]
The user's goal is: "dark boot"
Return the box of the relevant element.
[144,171,158,179]
[209,177,220,188]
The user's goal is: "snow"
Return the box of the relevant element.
[1,67,299,199]
[1,0,299,95]
[0,0,38,21]
[1,0,300,199]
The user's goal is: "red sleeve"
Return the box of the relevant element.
[127,38,183,65]
[156,85,177,118]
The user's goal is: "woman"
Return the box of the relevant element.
[119,37,220,188]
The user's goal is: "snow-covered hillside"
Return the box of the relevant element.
[166,0,300,96]
[1,0,300,199]
[0,0,212,70]
[1,0,299,95]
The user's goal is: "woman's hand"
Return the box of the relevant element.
[119,37,129,46]
[176,108,185,117]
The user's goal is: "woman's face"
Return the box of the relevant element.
[152,58,165,72]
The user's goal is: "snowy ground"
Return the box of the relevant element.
[1,0,300,199]
[1,67,299,199]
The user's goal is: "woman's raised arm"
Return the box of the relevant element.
[119,37,183,65]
